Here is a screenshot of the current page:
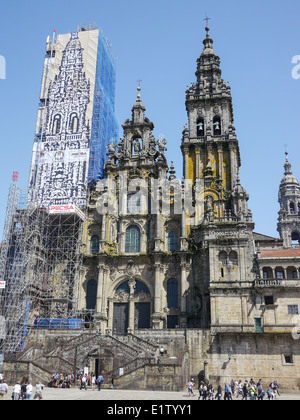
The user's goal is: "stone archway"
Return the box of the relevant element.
[112,279,151,333]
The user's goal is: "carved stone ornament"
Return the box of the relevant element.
[115,291,129,302]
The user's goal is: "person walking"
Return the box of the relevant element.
[91,375,96,390]
[257,385,265,400]
[267,386,275,400]
[224,383,231,400]
[97,373,104,391]
[21,381,27,400]
[242,382,248,400]
[273,380,280,398]
[216,385,222,400]
[186,379,196,397]
[26,380,33,400]
[249,384,255,400]
[12,381,21,400]
[33,381,45,400]
[202,384,207,400]
[0,379,8,401]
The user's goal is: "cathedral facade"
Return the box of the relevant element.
[5,26,300,389]
[76,26,300,387]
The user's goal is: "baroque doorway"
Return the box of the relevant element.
[112,279,151,333]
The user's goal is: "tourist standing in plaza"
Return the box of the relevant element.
[242,382,248,400]
[186,378,196,397]
[97,373,104,391]
[33,381,45,400]
[0,379,8,400]
[12,381,21,400]
[91,374,96,390]
[26,380,33,400]
[216,385,222,400]
[224,383,231,400]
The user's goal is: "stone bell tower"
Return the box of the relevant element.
[278,152,300,247]
[181,25,252,229]
[183,25,255,328]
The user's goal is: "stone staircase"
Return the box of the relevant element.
[11,331,161,387]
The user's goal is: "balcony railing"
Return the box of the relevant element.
[254,278,300,288]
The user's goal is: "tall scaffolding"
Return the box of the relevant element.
[0,26,118,358]
[0,174,85,357]
[88,30,119,182]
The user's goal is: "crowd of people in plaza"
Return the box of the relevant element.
[78,373,105,391]
[186,378,280,400]
[50,372,105,391]
[50,373,75,388]
[0,370,106,400]
[0,369,282,401]
[0,372,45,400]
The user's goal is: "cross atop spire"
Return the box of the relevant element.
[204,16,211,37]
[204,16,211,28]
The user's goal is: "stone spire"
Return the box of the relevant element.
[284,151,293,175]
[182,24,248,226]
[189,25,231,99]
[278,152,300,247]
[132,85,146,124]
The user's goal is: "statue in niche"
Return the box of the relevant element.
[110,217,117,243]
[133,139,141,155]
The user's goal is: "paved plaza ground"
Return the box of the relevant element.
[2,386,300,401]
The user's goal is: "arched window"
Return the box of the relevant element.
[134,280,150,295]
[197,118,205,137]
[69,112,79,134]
[125,225,140,253]
[213,116,221,135]
[167,278,178,309]
[168,232,178,252]
[229,250,238,265]
[292,231,300,245]
[290,202,295,214]
[219,251,228,265]
[127,193,141,214]
[90,235,100,254]
[86,280,97,310]
[53,114,62,135]
[116,281,130,295]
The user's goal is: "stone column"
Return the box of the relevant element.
[96,264,105,315]
[78,267,87,310]
[152,262,164,329]
[107,298,114,333]
[210,295,216,326]
[180,261,188,314]
[195,147,201,179]
[128,279,136,333]
[229,143,236,189]
[241,294,248,329]
[181,211,187,251]
[154,263,162,314]
[95,264,109,333]
[218,145,223,181]
[155,212,161,252]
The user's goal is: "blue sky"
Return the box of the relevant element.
[0,0,300,238]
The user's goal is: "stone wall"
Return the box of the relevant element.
[3,361,52,386]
